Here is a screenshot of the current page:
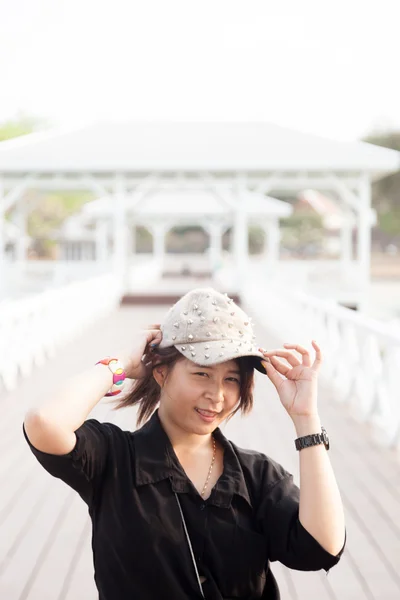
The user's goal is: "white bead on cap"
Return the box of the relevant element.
[157,287,263,367]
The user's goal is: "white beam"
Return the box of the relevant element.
[2,175,36,213]
[130,173,160,210]
[200,173,237,210]
[253,175,281,194]
[80,175,109,197]
[326,174,360,211]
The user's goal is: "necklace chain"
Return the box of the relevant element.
[200,434,216,497]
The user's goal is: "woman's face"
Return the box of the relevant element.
[154,357,241,435]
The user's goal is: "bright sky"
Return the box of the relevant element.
[1,0,399,141]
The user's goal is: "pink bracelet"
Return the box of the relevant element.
[96,357,126,396]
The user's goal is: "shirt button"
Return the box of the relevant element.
[200,503,206,511]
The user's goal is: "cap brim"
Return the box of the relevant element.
[174,341,268,375]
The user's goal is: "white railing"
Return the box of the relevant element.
[242,279,400,452]
[1,259,113,299]
[0,273,123,392]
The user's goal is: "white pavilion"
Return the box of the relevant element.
[1,121,399,305]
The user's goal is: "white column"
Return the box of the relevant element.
[14,199,28,265]
[113,175,128,287]
[340,209,353,264]
[95,220,109,263]
[357,173,372,310]
[233,177,248,289]
[208,222,223,274]
[0,178,5,295]
[131,224,136,262]
[340,208,354,286]
[152,223,166,271]
[263,219,280,268]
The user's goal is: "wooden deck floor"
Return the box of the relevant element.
[1,304,400,599]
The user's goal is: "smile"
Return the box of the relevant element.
[195,408,220,421]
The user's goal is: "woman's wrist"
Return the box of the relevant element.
[94,362,114,385]
[95,357,127,396]
[291,414,322,437]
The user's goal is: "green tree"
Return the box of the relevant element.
[363,131,400,237]
[0,111,51,141]
[1,113,94,257]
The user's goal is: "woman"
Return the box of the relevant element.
[23,287,346,599]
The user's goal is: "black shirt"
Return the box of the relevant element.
[23,409,346,599]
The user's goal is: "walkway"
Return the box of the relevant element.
[1,303,399,599]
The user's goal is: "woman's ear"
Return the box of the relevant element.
[152,365,167,388]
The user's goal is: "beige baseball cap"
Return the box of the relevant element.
[158,287,267,375]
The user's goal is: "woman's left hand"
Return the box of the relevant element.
[259,340,322,419]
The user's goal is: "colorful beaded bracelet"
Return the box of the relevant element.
[96,357,126,397]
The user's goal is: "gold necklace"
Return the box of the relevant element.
[200,435,216,497]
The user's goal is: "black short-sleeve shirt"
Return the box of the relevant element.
[23,409,346,599]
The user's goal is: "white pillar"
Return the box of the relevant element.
[0,178,5,295]
[340,208,355,286]
[357,174,372,311]
[263,219,280,268]
[208,222,223,275]
[95,220,109,263]
[152,223,166,271]
[340,210,353,264]
[14,199,27,264]
[131,224,136,258]
[113,175,128,287]
[233,177,248,289]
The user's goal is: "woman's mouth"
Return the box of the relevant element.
[195,408,219,422]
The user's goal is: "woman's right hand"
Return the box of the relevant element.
[119,323,163,380]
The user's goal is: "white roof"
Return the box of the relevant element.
[81,190,293,220]
[0,121,399,176]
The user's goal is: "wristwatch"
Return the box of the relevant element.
[295,426,330,451]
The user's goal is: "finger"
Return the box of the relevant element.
[260,348,301,368]
[262,359,285,388]
[311,340,323,371]
[268,355,291,377]
[282,343,312,367]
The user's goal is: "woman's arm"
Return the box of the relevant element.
[24,325,163,455]
[24,362,115,454]
[293,414,346,556]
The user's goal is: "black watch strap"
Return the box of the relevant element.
[295,426,329,451]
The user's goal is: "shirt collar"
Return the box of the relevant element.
[133,408,252,509]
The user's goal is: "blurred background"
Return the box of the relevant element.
[0,1,399,599]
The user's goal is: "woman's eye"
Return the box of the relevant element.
[195,373,239,383]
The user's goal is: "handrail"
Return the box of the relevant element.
[0,273,122,392]
[242,280,400,451]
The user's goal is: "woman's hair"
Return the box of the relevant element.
[112,344,256,428]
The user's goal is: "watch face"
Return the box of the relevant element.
[321,427,330,450]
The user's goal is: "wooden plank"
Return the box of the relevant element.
[1,304,399,599]
[62,523,97,600]
[24,494,90,600]
[241,325,400,600]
